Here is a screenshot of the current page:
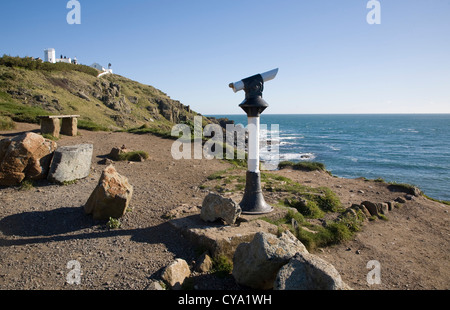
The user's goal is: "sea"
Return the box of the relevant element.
[208,114,450,201]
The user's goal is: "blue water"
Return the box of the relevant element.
[209,114,450,201]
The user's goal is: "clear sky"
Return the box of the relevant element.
[1,0,449,115]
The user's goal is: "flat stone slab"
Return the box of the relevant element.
[168,207,280,259]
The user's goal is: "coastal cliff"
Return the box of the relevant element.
[0,55,229,132]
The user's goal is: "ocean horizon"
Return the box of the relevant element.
[208,113,450,201]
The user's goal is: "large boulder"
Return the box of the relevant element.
[274,252,351,290]
[200,193,241,225]
[0,132,57,186]
[84,165,133,220]
[232,231,308,290]
[47,144,93,184]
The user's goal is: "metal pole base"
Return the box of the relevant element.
[240,171,273,215]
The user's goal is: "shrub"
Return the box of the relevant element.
[288,198,324,219]
[278,161,328,172]
[19,179,34,191]
[212,255,233,278]
[117,150,149,162]
[0,115,15,130]
[0,55,99,77]
[106,217,121,229]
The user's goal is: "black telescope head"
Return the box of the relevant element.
[229,68,278,117]
[239,74,269,117]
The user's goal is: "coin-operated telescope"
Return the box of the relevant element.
[228,68,279,214]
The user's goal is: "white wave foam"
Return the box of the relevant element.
[280,153,316,161]
[280,141,296,146]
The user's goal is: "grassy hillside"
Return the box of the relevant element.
[0,55,217,133]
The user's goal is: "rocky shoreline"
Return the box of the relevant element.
[1,123,449,291]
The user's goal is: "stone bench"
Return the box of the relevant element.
[38,115,80,138]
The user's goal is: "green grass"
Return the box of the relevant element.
[278,161,329,173]
[78,119,110,132]
[1,57,214,134]
[0,94,51,124]
[263,207,363,252]
[117,150,149,162]
[19,179,34,191]
[263,172,343,214]
[207,170,227,180]
[41,133,59,141]
[126,125,176,140]
[423,195,450,206]
[212,255,233,278]
[387,182,421,196]
[0,115,15,130]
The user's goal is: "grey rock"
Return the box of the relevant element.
[274,252,351,290]
[48,144,93,184]
[200,193,241,225]
[232,231,308,290]
[387,201,395,211]
[395,196,407,203]
[361,201,379,216]
[379,202,389,214]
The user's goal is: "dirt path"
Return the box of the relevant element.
[0,123,449,290]
[0,123,233,290]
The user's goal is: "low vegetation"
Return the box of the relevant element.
[212,255,233,278]
[117,150,149,162]
[0,56,215,135]
[0,115,15,130]
[0,55,99,77]
[278,161,330,174]
[200,164,367,252]
[106,217,121,229]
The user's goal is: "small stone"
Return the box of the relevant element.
[195,252,213,273]
[395,196,407,203]
[200,193,241,225]
[147,281,165,290]
[161,258,191,290]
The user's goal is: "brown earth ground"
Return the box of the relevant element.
[0,123,449,291]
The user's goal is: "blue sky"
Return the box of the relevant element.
[1,0,449,115]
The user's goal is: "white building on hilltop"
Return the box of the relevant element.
[44,48,78,65]
[44,48,56,63]
[91,62,113,75]
[44,48,112,77]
